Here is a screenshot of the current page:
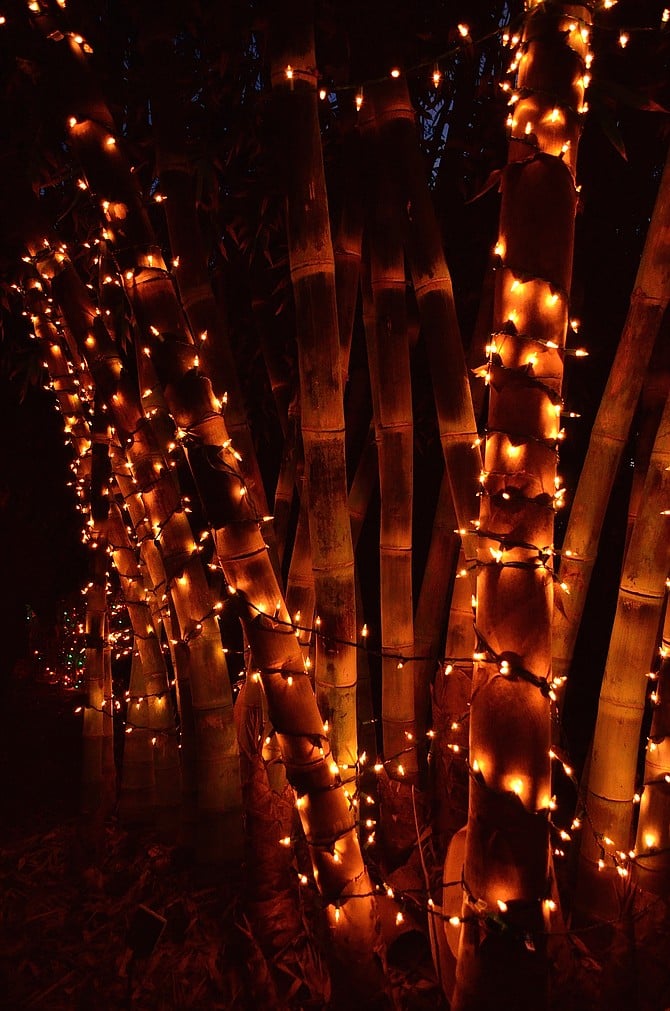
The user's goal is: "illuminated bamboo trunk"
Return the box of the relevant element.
[118,645,156,825]
[270,11,358,774]
[453,8,591,1009]
[389,75,481,549]
[107,499,181,830]
[578,387,670,918]
[361,82,416,783]
[553,144,670,685]
[634,598,670,894]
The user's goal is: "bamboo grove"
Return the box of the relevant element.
[1,0,670,1008]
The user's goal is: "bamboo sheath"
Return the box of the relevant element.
[453,7,591,1009]
[270,14,358,775]
[634,598,670,893]
[553,144,670,684]
[45,33,387,988]
[579,385,670,918]
[360,82,416,780]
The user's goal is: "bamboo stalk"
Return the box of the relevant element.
[270,6,358,774]
[361,81,416,782]
[553,143,670,685]
[578,386,670,919]
[453,7,591,1008]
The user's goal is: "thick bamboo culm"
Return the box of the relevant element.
[269,8,358,775]
[361,81,416,781]
[453,7,591,1010]
[553,143,670,685]
[578,384,670,919]
[634,597,670,894]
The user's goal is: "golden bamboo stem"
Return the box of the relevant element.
[578,386,670,918]
[553,143,670,684]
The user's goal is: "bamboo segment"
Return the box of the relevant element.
[578,387,670,918]
[361,82,416,781]
[553,144,670,684]
[453,8,591,1009]
[270,7,358,774]
[634,598,670,893]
